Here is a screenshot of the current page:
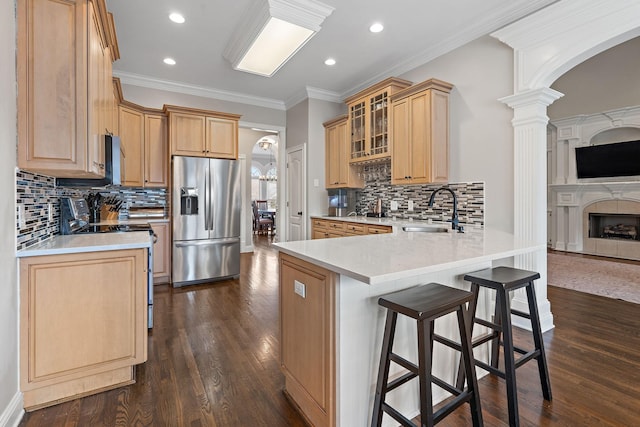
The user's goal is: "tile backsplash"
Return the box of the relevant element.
[353,162,484,226]
[16,169,167,251]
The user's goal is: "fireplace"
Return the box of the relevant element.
[589,213,640,241]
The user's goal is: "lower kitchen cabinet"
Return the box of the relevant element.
[151,222,170,284]
[311,218,392,239]
[19,249,148,410]
[279,253,336,427]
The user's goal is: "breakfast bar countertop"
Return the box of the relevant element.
[274,225,543,285]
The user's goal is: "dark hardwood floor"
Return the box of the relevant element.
[20,238,640,426]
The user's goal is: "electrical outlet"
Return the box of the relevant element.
[390,200,398,211]
[48,203,53,222]
[294,280,306,298]
[17,204,25,229]
[407,200,414,211]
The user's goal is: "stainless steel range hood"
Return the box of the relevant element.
[57,135,122,187]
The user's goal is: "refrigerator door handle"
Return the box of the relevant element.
[209,167,215,232]
[204,166,210,231]
[175,237,240,247]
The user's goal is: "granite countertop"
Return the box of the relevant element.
[17,232,152,258]
[274,226,543,285]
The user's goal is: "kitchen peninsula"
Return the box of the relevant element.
[275,224,543,427]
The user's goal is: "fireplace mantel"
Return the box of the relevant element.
[548,104,640,260]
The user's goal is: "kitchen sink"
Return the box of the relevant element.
[402,225,449,233]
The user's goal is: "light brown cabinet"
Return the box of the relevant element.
[345,77,412,164]
[144,113,168,187]
[151,222,170,284]
[324,115,363,189]
[119,104,168,187]
[17,0,118,178]
[391,79,453,185]
[165,105,240,159]
[119,105,144,186]
[19,249,148,410]
[311,218,392,239]
[279,253,336,427]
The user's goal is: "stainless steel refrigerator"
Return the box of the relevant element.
[172,156,241,287]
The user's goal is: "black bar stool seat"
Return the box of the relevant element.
[457,266,552,427]
[371,283,483,427]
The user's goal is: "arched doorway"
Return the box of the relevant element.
[491,0,640,331]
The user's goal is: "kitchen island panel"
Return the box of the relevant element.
[336,262,494,426]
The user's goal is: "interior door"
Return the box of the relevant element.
[286,145,306,241]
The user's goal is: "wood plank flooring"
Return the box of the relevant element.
[20,238,640,426]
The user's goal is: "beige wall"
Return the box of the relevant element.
[399,35,516,232]
[0,0,21,423]
[549,36,640,119]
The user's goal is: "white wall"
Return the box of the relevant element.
[0,0,22,424]
[399,36,516,232]
[548,36,640,119]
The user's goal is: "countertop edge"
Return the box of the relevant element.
[17,233,152,258]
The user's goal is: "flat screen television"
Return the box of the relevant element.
[575,140,640,179]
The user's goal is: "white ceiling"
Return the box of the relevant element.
[106,0,558,109]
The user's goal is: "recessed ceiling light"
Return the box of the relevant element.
[369,22,384,33]
[163,58,176,65]
[324,58,336,66]
[169,13,185,24]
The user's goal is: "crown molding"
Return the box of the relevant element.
[113,70,287,111]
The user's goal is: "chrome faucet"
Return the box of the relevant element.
[428,187,464,232]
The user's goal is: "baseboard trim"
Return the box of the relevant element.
[0,392,24,427]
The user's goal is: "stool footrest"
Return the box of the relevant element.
[389,353,418,373]
[433,374,463,397]
[386,371,417,393]
[475,360,506,378]
[514,349,541,368]
[434,391,473,424]
[471,332,499,348]
[510,308,531,319]
[381,402,416,427]
[433,333,462,352]
[475,317,502,331]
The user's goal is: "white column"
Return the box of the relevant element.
[500,88,563,332]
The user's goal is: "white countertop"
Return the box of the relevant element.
[17,232,152,257]
[274,226,544,285]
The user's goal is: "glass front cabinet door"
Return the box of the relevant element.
[345,77,412,164]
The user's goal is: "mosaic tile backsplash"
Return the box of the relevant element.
[353,162,484,226]
[16,169,167,250]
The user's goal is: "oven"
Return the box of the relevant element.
[60,197,155,328]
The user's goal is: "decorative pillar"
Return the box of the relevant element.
[500,88,563,332]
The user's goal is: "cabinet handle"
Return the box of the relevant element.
[298,211,303,215]
[93,161,105,169]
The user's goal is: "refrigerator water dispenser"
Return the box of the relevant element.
[180,188,199,215]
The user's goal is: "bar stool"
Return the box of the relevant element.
[371,283,483,427]
[456,266,552,427]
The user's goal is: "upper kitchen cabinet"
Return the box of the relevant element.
[345,77,412,164]
[165,105,241,159]
[390,78,453,185]
[119,102,167,188]
[324,115,363,189]
[17,0,119,178]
